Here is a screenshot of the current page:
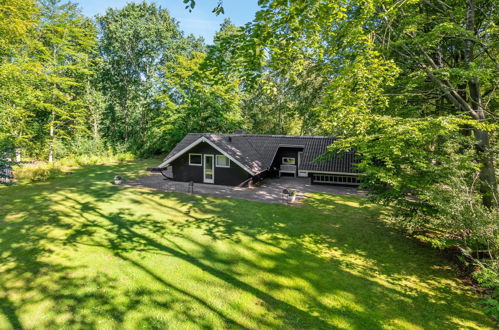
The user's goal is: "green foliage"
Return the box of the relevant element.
[96,1,205,153]
[14,161,64,182]
[0,0,99,162]
[68,137,107,156]
[82,82,106,140]
[1,0,497,316]
[473,260,499,320]
[183,0,224,15]
[228,0,497,201]
[206,19,328,135]
[13,151,135,183]
[154,51,243,151]
[419,176,498,253]
[331,117,484,201]
[239,60,327,135]
[38,0,98,161]
[51,136,107,159]
[228,0,498,315]
[0,0,43,154]
[0,0,39,50]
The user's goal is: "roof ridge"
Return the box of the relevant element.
[193,132,335,139]
[158,132,357,175]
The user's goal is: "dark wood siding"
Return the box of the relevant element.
[170,142,252,186]
[269,147,303,176]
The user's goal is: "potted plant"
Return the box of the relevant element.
[114,175,123,185]
[288,190,297,203]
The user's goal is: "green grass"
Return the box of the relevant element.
[0,160,494,329]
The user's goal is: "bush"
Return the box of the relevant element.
[421,177,498,257]
[473,260,499,320]
[69,137,107,156]
[14,162,64,182]
[50,137,109,160]
[51,139,69,159]
[115,152,135,162]
[389,174,499,320]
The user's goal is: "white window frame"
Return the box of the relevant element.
[282,157,296,165]
[215,154,230,168]
[188,153,202,166]
[203,154,214,183]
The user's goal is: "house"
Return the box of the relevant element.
[149,132,360,186]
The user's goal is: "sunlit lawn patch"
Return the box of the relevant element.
[0,160,494,329]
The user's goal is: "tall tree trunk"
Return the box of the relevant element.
[15,130,22,162]
[124,102,129,142]
[93,116,99,140]
[474,129,497,207]
[48,110,55,163]
[123,79,129,142]
[464,0,497,206]
[15,148,21,162]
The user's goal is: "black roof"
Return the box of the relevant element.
[155,133,359,175]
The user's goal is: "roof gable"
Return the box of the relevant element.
[157,135,258,175]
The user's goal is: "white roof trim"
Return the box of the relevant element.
[157,138,204,168]
[158,137,256,175]
[201,137,255,175]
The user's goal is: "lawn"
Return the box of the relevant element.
[0,160,494,329]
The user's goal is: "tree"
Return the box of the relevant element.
[373,0,498,206]
[156,51,243,150]
[240,60,327,135]
[0,0,42,161]
[38,0,97,161]
[227,0,498,286]
[232,0,497,206]
[206,19,325,135]
[0,0,39,49]
[96,1,204,153]
[82,80,106,141]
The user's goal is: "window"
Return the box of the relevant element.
[282,157,296,165]
[216,154,230,168]
[189,153,202,166]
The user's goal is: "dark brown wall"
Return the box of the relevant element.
[170,142,252,186]
[270,147,303,168]
[270,147,303,174]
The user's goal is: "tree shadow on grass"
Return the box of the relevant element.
[128,190,493,328]
[0,163,495,329]
[62,191,493,329]
[0,162,244,329]
[0,200,172,329]
[60,199,336,328]
[0,210,247,328]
